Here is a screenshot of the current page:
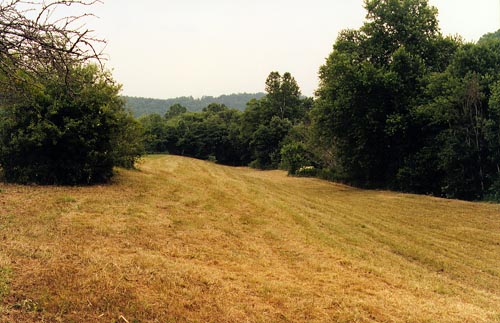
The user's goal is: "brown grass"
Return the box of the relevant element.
[0,154,499,323]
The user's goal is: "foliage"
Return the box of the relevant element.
[409,40,500,200]
[241,72,310,169]
[134,3,500,202]
[265,72,303,120]
[280,142,312,175]
[165,103,187,119]
[140,71,309,170]
[314,0,459,187]
[111,112,144,169]
[140,104,245,165]
[138,114,170,153]
[311,0,500,200]
[478,29,500,45]
[0,64,143,185]
[249,116,292,169]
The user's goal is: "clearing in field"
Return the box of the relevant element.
[0,155,499,323]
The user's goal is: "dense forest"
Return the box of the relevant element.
[140,0,500,202]
[124,93,266,117]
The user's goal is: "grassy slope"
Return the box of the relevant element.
[0,155,499,323]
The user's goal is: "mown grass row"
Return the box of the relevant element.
[0,155,499,323]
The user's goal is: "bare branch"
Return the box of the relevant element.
[0,0,105,88]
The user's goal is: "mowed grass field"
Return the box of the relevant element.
[0,155,499,323]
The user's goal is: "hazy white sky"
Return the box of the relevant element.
[84,0,500,99]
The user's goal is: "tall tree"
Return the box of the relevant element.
[414,40,500,199]
[265,72,302,120]
[313,0,458,187]
[241,71,308,169]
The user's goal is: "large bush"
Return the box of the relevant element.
[0,64,143,185]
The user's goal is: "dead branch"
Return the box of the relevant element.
[0,0,105,84]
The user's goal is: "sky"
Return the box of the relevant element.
[78,0,500,99]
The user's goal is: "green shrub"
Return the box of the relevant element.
[280,142,311,175]
[0,64,143,185]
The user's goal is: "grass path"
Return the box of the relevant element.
[0,155,499,323]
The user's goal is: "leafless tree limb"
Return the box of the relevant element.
[0,0,105,87]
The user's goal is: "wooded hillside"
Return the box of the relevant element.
[124,93,266,117]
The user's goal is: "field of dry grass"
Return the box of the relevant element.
[0,155,499,323]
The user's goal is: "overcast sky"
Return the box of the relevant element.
[85,0,500,99]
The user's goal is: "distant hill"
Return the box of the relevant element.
[123,92,266,117]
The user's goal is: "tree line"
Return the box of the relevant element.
[309,0,500,201]
[140,0,500,202]
[139,72,312,169]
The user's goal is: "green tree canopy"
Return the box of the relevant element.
[165,103,188,119]
[313,0,459,187]
[265,72,303,120]
[409,40,500,200]
[240,71,309,169]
